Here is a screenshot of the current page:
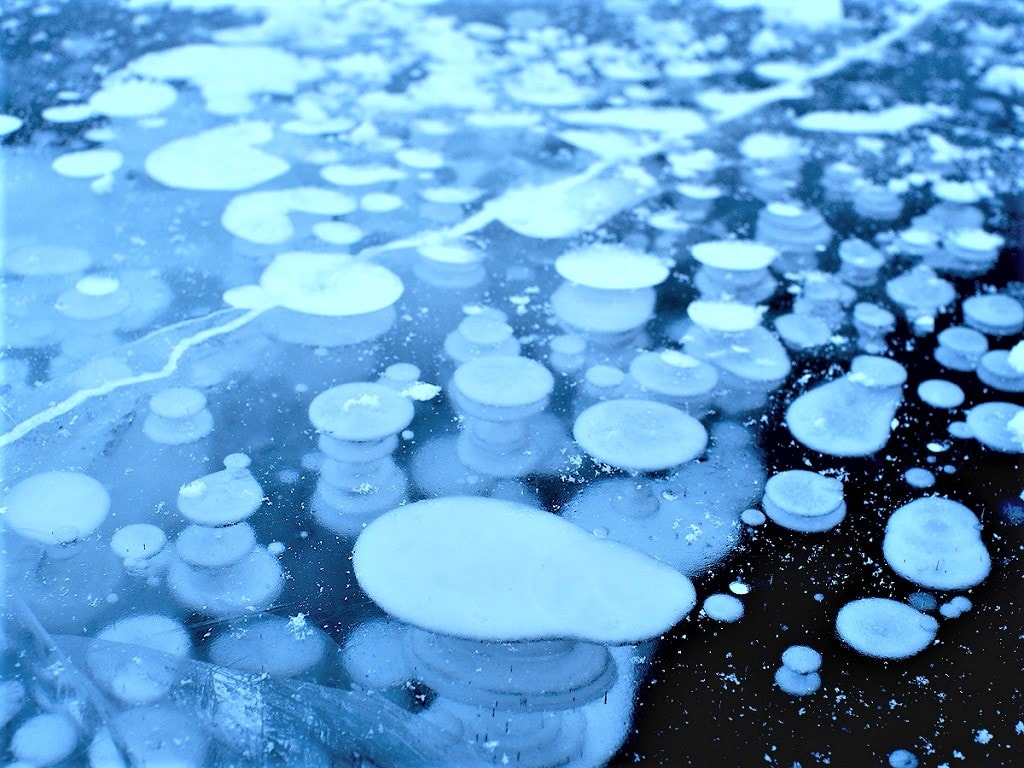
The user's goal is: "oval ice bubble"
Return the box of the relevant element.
[762,470,845,532]
[573,399,707,473]
[11,713,79,766]
[781,645,821,674]
[4,471,110,545]
[703,593,744,622]
[883,497,990,590]
[917,379,964,409]
[353,497,698,644]
[965,402,1024,453]
[774,666,821,696]
[835,598,938,659]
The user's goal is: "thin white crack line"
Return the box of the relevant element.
[0,307,266,449]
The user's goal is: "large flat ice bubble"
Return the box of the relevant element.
[762,469,845,532]
[882,497,990,590]
[4,471,110,545]
[965,402,1024,453]
[835,598,938,659]
[786,356,906,457]
[353,497,697,644]
[555,244,670,290]
[258,252,403,317]
[573,399,708,472]
[221,188,357,245]
[145,122,290,191]
[125,43,325,115]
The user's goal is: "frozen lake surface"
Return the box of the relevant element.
[1,0,1023,766]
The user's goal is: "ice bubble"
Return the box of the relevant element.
[90,614,192,705]
[52,148,123,178]
[555,244,670,290]
[781,645,821,674]
[353,497,697,644]
[4,471,110,545]
[935,326,988,371]
[574,399,707,473]
[209,616,330,679]
[176,454,262,527]
[888,748,919,768]
[127,43,324,115]
[965,401,1024,453]
[259,252,403,317]
[774,666,821,696]
[741,509,767,526]
[917,379,965,409]
[786,355,906,457]
[313,220,364,245]
[795,104,938,134]
[0,114,24,136]
[835,598,938,659]
[110,523,167,563]
[88,78,177,118]
[691,239,778,271]
[687,300,764,333]
[310,382,416,442]
[703,593,744,622]
[904,468,936,489]
[145,122,290,191]
[908,592,937,611]
[222,188,357,245]
[962,294,1024,337]
[883,497,990,590]
[144,387,214,445]
[762,470,845,532]
[977,349,1024,392]
[939,595,973,619]
[361,192,404,212]
[342,619,413,689]
[11,713,78,766]
[321,163,407,186]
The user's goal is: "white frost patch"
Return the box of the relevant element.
[401,382,442,401]
[794,104,942,134]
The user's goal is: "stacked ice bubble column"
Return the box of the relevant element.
[885,265,956,335]
[449,354,557,479]
[94,386,214,530]
[3,472,123,632]
[852,182,904,225]
[351,497,698,768]
[754,201,833,274]
[443,307,521,373]
[51,274,132,375]
[738,132,803,202]
[786,355,907,457]
[762,470,846,533]
[166,454,283,617]
[932,229,1005,277]
[563,401,762,575]
[852,302,896,354]
[681,301,792,414]
[3,243,92,350]
[837,239,885,288]
[250,252,404,386]
[820,161,864,204]
[308,382,415,535]
[774,645,822,697]
[690,239,778,303]
[549,244,670,366]
[626,349,719,417]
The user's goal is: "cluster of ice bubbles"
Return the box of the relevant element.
[1,0,1023,766]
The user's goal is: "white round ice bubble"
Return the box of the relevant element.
[11,713,78,766]
[702,593,744,622]
[917,379,964,409]
[835,598,938,659]
[883,497,990,590]
[555,244,670,290]
[573,399,707,473]
[774,666,821,696]
[259,252,403,317]
[4,471,110,545]
[781,645,821,674]
[966,402,1024,453]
